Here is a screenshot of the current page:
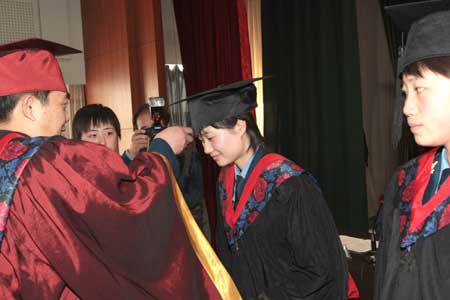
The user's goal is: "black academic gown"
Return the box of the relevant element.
[215,150,348,300]
[376,149,450,300]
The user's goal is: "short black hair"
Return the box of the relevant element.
[0,91,50,122]
[403,56,450,79]
[132,104,171,130]
[132,104,150,130]
[72,104,121,140]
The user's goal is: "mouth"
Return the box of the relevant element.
[210,154,221,161]
[408,123,423,133]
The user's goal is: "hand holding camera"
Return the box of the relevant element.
[128,129,150,158]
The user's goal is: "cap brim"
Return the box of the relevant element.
[170,77,267,106]
[0,38,81,56]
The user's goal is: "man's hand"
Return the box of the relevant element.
[155,126,193,155]
[127,129,150,158]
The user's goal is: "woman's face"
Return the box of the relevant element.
[402,67,450,150]
[200,121,248,167]
[81,121,119,152]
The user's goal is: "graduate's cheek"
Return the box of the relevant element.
[209,136,233,166]
[202,139,214,155]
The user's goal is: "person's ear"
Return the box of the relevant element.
[21,94,43,121]
[235,119,247,136]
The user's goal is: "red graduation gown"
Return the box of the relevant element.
[0,136,234,300]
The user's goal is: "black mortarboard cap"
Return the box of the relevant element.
[385,0,450,33]
[174,78,262,135]
[385,0,450,74]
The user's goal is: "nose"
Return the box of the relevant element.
[98,133,107,146]
[202,140,213,155]
[402,92,417,118]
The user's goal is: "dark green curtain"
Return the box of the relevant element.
[262,0,367,232]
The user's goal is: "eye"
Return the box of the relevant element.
[88,134,97,139]
[415,86,425,93]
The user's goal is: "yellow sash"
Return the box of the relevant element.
[157,154,242,300]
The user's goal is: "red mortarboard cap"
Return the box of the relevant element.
[0,38,81,96]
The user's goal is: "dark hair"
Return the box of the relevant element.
[0,91,50,122]
[72,104,121,140]
[403,56,450,78]
[132,104,171,130]
[211,113,264,151]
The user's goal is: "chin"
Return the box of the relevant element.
[215,160,227,167]
[213,158,231,167]
[414,136,437,148]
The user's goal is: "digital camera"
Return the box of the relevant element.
[145,97,165,139]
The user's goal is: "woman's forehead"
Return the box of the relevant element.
[200,126,216,134]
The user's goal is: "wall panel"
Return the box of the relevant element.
[81,0,166,152]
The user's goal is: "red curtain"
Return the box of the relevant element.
[173,0,252,246]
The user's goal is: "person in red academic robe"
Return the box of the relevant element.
[0,38,241,300]
[175,78,359,299]
[376,3,450,300]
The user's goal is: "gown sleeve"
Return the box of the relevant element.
[282,174,348,299]
[280,174,348,299]
[215,193,232,269]
[374,173,399,300]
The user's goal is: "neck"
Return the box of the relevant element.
[0,122,20,133]
[235,146,255,171]
[0,120,35,137]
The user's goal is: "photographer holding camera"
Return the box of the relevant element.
[122,102,171,165]
[123,101,206,230]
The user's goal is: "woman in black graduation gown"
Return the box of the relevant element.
[376,5,450,300]
[185,79,352,300]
